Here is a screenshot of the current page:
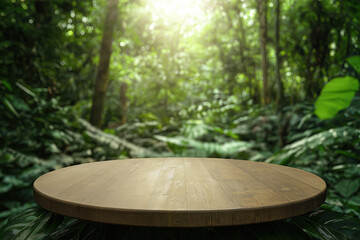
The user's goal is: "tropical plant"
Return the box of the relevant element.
[154,120,254,158]
[0,81,150,222]
[315,56,360,119]
[1,207,360,240]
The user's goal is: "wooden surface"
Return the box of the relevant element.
[33,158,326,227]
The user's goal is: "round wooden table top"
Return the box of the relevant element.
[33,158,326,227]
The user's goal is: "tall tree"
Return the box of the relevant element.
[90,0,119,127]
[257,0,270,105]
[275,0,286,147]
[275,0,284,107]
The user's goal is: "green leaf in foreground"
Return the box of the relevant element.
[314,76,359,119]
[292,209,360,240]
[347,56,360,73]
[0,208,63,240]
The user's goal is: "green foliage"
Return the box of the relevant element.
[2,0,360,239]
[79,118,155,158]
[0,0,95,93]
[291,210,360,240]
[2,207,360,240]
[334,179,360,199]
[0,208,64,240]
[268,101,360,217]
[314,77,359,119]
[0,81,150,221]
[268,126,360,165]
[156,135,253,158]
[347,56,360,74]
[154,120,254,158]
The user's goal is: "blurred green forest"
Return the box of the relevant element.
[1,0,360,239]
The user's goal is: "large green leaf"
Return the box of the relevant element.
[347,56,360,73]
[292,209,360,240]
[314,76,359,119]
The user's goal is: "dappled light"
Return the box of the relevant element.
[148,0,205,24]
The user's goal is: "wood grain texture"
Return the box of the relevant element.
[33,158,327,227]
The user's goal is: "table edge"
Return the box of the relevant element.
[33,178,327,227]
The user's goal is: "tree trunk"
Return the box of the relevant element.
[275,0,284,108]
[90,0,119,127]
[238,9,251,101]
[119,82,128,125]
[275,0,286,147]
[257,0,270,105]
